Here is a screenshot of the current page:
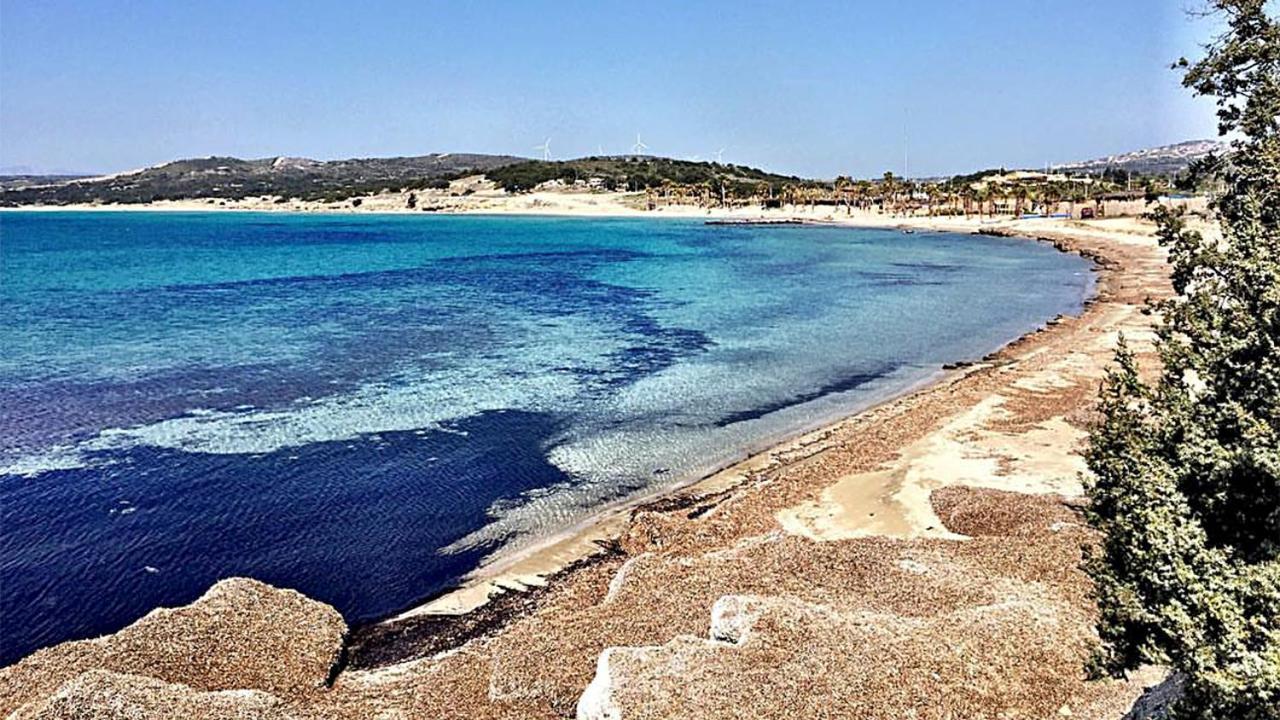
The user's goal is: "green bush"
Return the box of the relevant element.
[1085,3,1280,718]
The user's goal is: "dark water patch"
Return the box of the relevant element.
[713,364,902,428]
[854,268,954,287]
[66,246,646,300]
[0,409,571,666]
[0,213,1095,667]
[128,247,655,295]
[890,261,964,271]
[0,364,361,456]
[4,248,709,396]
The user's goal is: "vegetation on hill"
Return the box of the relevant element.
[1084,2,1279,717]
[0,146,1201,215]
[483,156,810,195]
[0,174,93,191]
[0,154,522,205]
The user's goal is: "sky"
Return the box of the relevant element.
[0,0,1225,179]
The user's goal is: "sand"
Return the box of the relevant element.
[0,195,1189,719]
[386,207,1177,618]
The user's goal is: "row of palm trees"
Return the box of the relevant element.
[643,171,1153,219]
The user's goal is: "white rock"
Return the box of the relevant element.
[709,595,763,645]
[576,648,622,720]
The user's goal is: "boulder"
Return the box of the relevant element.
[10,669,289,720]
[0,578,346,716]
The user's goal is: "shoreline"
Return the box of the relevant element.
[1,203,1182,718]
[386,365,958,621]
[1,199,1112,637]
[352,212,1108,643]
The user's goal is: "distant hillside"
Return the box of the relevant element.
[2,142,1223,207]
[0,174,93,191]
[0,153,524,206]
[1054,140,1228,176]
[0,152,819,206]
[485,156,810,194]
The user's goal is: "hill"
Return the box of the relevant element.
[0,141,1221,208]
[483,156,811,195]
[0,153,524,206]
[0,153,813,207]
[1053,140,1227,176]
[0,174,94,191]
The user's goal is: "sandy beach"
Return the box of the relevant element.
[9,0,1273,711]
[3,176,1197,226]
[0,196,1187,719]
[357,203,1176,634]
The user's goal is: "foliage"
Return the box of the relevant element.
[1084,2,1280,717]
[945,168,1008,185]
[0,154,519,205]
[483,156,805,195]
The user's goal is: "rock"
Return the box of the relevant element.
[11,669,288,720]
[896,559,930,575]
[576,649,623,720]
[707,595,763,644]
[573,592,1110,720]
[1122,672,1186,720]
[1,578,346,716]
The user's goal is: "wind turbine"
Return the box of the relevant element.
[631,133,649,156]
[713,148,726,164]
[534,138,552,161]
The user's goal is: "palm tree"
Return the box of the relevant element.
[1041,182,1060,216]
[658,179,674,205]
[961,185,977,219]
[1012,183,1032,217]
[834,176,852,215]
[755,181,771,207]
[926,184,946,217]
[858,180,875,211]
[881,172,898,215]
[900,179,919,217]
[779,183,794,209]
[698,181,713,208]
[976,184,995,218]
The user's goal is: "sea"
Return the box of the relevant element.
[0,211,1093,663]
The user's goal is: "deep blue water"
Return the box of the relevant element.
[0,212,1093,664]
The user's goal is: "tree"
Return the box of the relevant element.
[1084,2,1280,717]
[834,176,852,214]
[975,184,992,218]
[960,184,977,219]
[881,172,899,214]
[1012,182,1032,217]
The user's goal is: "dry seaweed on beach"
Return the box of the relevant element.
[1,217,1181,719]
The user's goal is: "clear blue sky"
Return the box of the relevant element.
[0,0,1221,178]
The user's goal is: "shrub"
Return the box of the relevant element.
[1085,3,1280,718]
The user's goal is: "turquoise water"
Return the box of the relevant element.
[0,211,1093,662]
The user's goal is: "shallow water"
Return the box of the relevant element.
[0,212,1093,663]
